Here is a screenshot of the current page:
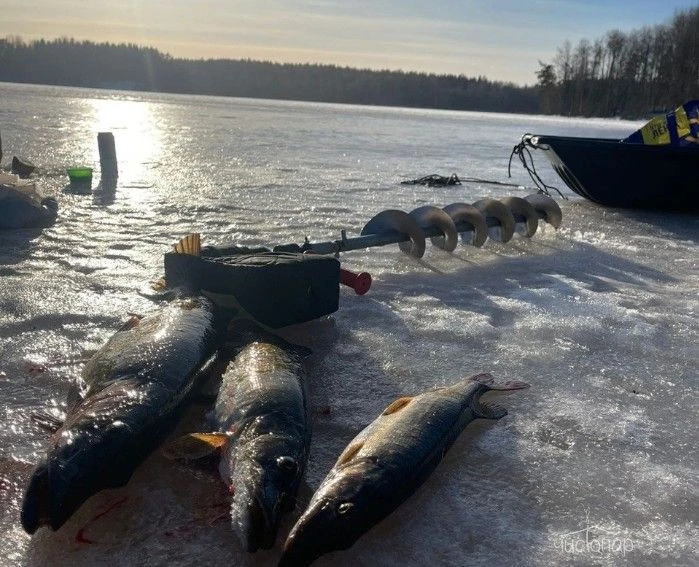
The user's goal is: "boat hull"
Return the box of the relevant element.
[529,135,699,211]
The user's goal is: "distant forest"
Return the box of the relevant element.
[537,5,698,117]
[0,37,538,113]
[0,5,696,118]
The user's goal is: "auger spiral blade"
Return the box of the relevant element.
[361,209,426,258]
[408,206,459,252]
[472,198,516,243]
[442,202,488,248]
[524,193,563,229]
[500,196,540,237]
[273,194,562,259]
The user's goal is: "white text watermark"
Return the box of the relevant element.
[553,512,635,557]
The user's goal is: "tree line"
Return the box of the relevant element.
[0,36,538,114]
[0,5,695,118]
[536,6,698,117]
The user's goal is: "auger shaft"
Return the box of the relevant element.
[285,212,536,255]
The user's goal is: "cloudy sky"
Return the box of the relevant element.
[1,0,696,85]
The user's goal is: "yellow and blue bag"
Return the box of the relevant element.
[623,100,699,146]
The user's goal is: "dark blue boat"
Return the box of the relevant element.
[519,134,699,211]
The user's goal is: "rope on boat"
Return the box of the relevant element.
[459,177,530,188]
[508,134,566,199]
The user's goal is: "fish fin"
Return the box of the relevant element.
[381,396,413,415]
[487,380,530,391]
[30,409,65,433]
[467,372,495,386]
[161,432,231,460]
[173,233,201,256]
[471,400,508,420]
[117,314,142,332]
[191,432,232,447]
[336,441,364,466]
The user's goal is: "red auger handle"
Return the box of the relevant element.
[304,250,372,295]
[340,268,372,295]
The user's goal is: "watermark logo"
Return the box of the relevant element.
[553,511,635,557]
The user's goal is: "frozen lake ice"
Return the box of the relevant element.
[0,82,696,566]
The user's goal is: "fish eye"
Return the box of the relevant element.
[276,456,297,474]
[337,502,354,515]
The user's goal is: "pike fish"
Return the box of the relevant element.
[21,296,224,534]
[165,326,311,552]
[279,373,529,566]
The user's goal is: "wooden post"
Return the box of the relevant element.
[97,132,118,179]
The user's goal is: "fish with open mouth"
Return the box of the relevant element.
[279,373,529,566]
[164,325,311,552]
[21,295,225,534]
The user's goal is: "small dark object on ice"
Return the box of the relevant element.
[401,173,461,187]
[12,156,36,178]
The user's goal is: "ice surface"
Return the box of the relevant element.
[0,83,696,566]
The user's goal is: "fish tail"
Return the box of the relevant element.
[468,373,530,420]
[468,372,495,387]
[469,372,530,391]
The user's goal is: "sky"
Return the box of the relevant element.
[1,0,697,86]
